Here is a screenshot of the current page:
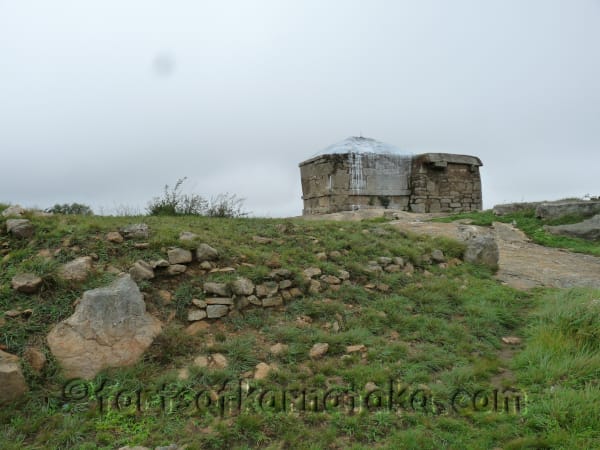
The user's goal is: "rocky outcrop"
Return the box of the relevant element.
[493,202,542,216]
[6,219,34,238]
[1,205,26,217]
[535,201,600,220]
[0,350,28,405]
[545,215,600,241]
[47,275,162,379]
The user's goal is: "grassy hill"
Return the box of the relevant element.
[1,207,599,449]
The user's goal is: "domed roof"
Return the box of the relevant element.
[311,136,410,158]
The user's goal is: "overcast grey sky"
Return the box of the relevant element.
[1,0,599,216]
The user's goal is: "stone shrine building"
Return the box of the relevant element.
[299,137,482,215]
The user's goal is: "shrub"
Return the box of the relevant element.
[205,193,248,218]
[147,177,248,218]
[147,177,207,216]
[45,203,94,215]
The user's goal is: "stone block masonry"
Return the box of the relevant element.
[299,137,482,215]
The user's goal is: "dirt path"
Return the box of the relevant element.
[299,209,600,290]
[389,217,600,290]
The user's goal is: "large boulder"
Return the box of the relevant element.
[6,219,34,238]
[463,235,499,270]
[0,350,28,405]
[544,214,600,241]
[47,275,162,379]
[1,205,26,217]
[535,201,600,220]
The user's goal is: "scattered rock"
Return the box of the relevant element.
[1,205,26,217]
[247,295,262,306]
[58,256,93,281]
[46,275,162,379]
[167,248,192,265]
[179,231,199,241]
[231,277,255,296]
[252,236,273,244]
[308,279,321,294]
[204,282,230,297]
[6,219,34,238]
[338,270,350,280]
[210,353,228,369]
[129,260,155,281]
[256,282,279,298]
[403,263,415,275]
[196,243,219,262]
[186,321,210,335]
[254,362,271,380]
[200,261,214,270]
[167,264,187,276]
[193,356,209,368]
[23,347,46,373]
[431,249,445,263]
[157,290,172,304]
[150,259,170,269]
[188,310,207,322]
[192,298,207,308]
[0,350,28,405]
[206,305,229,318]
[384,264,401,273]
[134,243,150,249]
[262,296,283,307]
[316,252,328,261]
[364,382,379,393]
[464,235,499,270]
[120,223,149,239]
[303,267,322,279]
[11,273,43,294]
[393,256,405,266]
[502,336,522,345]
[4,310,23,318]
[269,343,289,356]
[106,232,124,243]
[309,343,329,359]
[279,279,293,290]
[320,275,341,285]
[205,298,234,305]
[346,344,366,353]
[365,263,383,273]
[268,268,292,280]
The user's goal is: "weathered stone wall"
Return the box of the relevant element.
[409,154,482,213]
[300,152,482,215]
[300,153,412,215]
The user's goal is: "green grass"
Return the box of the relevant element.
[434,208,600,256]
[0,211,599,449]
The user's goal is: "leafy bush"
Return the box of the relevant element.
[45,202,94,215]
[205,193,248,218]
[147,177,207,216]
[147,177,248,217]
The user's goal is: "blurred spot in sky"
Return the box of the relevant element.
[153,52,175,77]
